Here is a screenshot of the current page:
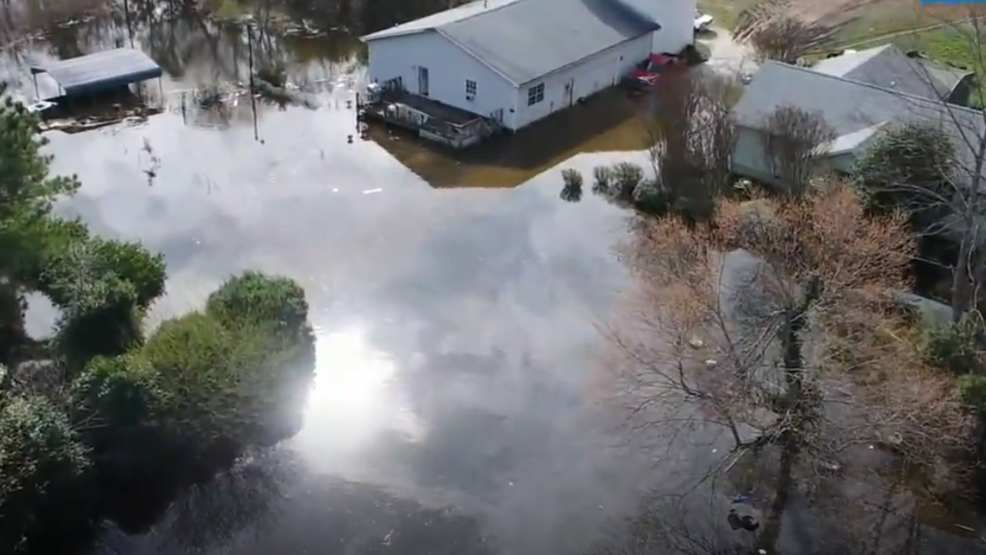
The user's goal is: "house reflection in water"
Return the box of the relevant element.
[363,88,650,189]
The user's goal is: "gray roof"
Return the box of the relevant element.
[32,48,162,96]
[733,61,986,183]
[361,0,659,85]
[811,44,970,101]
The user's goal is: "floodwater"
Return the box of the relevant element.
[0,4,664,555]
[1,3,984,554]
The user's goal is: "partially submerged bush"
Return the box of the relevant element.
[0,397,97,554]
[142,312,257,451]
[40,235,166,310]
[143,292,312,453]
[631,179,672,216]
[40,236,166,369]
[587,162,646,203]
[560,168,583,203]
[206,271,311,340]
[206,271,316,378]
[71,354,170,478]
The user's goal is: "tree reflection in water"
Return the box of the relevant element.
[116,446,499,555]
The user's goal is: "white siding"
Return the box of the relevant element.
[619,0,697,54]
[731,126,858,190]
[513,35,651,129]
[365,31,519,129]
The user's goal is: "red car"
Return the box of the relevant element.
[626,54,683,90]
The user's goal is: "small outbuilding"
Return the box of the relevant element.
[29,48,163,100]
[361,0,697,132]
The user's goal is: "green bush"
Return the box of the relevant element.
[40,236,165,369]
[142,311,301,450]
[957,373,986,412]
[71,355,171,476]
[54,278,143,370]
[851,122,956,221]
[142,312,249,449]
[0,397,97,554]
[40,235,166,310]
[206,272,310,336]
[205,272,316,378]
[921,319,983,375]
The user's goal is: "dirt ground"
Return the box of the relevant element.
[795,0,986,26]
[700,0,985,29]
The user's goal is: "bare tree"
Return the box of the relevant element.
[646,69,741,205]
[759,105,837,196]
[600,181,979,554]
[559,70,739,219]
[733,0,857,64]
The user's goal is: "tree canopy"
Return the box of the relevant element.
[0,84,317,554]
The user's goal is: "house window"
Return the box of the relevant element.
[527,83,544,106]
[466,79,477,98]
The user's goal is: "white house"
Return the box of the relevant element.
[361,0,696,131]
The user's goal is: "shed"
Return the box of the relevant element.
[30,48,163,97]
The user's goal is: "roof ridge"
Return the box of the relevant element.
[444,0,532,27]
[762,60,984,119]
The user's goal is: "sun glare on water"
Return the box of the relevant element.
[295,327,426,459]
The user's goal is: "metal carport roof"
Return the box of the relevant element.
[30,48,163,96]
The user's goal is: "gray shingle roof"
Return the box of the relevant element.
[732,61,986,184]
[361,0,659,85]
[31,48,162,96]
[811,44,969,101]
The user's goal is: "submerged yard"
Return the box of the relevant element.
[1,1,985,554]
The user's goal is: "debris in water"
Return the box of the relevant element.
[363,188,382,195]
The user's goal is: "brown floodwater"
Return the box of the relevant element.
[1,2,983,554]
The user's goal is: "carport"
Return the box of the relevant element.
[29,48,163,101]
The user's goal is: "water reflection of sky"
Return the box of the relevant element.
[28,70,654,551]
[5,9,983,555]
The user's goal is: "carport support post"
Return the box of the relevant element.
[32,73,39,101]
[124,0,134,48]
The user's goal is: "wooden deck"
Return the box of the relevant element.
[357,88,499,149]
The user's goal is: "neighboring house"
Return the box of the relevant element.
[361,0,696,132]
[812,44,977,108]
[730,60,985,192]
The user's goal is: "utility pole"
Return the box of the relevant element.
[247,22,259,142]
